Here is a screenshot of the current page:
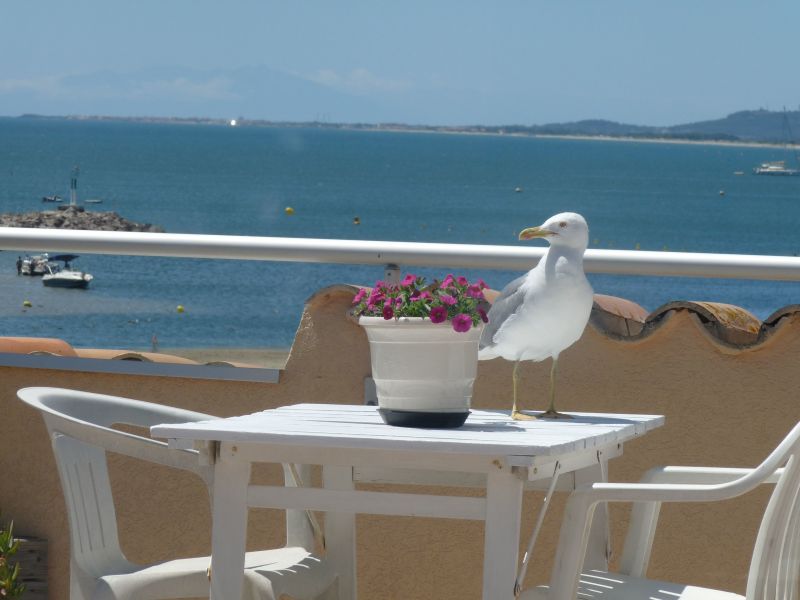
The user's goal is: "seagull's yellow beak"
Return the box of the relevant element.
[518,226,554,240]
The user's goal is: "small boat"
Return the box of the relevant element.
[20,254,54,276]
[42,255,93,289]
[753,161,800,176]
[753,109,800,176]
[84,198,103,204]
[42,195,62,202]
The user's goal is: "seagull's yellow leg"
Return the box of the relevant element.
[540,357,573,419]
[512,361,537,421]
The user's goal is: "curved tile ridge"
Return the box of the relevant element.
[764,304,800,327]
[646,301,762,347]
[203,360,263,369]
[73,348,201,364]
[0,336,78,357]
[333,283,800,350]
[589,294,649,338]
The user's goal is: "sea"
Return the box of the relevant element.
[1,117,799,351]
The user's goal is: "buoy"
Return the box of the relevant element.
[514,187,523,193]
[23,300,32,307]
[353,216,361,225]
[176,305,185,313]
[719,190,725,196]
[284,206,294,215]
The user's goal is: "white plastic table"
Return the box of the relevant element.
[151,404,664,600]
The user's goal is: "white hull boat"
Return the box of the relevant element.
[42,270,93,289]
[42,254,93,289]
[753,161,800,176]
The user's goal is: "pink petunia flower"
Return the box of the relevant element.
[452,313,472,332]
[439,294,457,306]
[441,274,455,288]
[478,307,489,323]
[456,276,468,286]
[382,304,394,320]
[352,288,367,304]
[430,306,448,323]
[401,274,417,286]
[477,278,488,290]
[467,284,484,299]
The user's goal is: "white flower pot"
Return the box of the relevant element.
[359,316,483,428]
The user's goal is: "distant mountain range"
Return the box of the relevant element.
[4,64,798,143]
[19,108,800,145]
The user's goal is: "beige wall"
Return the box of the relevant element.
[1,284,798,599]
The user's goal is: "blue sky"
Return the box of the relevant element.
[2,1,798,125]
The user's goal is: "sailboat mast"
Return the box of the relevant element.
[70,165,79,206]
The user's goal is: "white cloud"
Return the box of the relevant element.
[307,68,412,95]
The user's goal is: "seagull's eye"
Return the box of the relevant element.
[559,221,567,228]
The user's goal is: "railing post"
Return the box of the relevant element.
[384,263,401,284]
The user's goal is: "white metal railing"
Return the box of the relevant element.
[1,227,800,281]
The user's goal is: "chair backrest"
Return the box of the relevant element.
[747,422,800,600]
[17,386,218,579]
[18,387,321,577]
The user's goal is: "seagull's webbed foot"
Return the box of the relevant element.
[537,409,573,420]
[511,409,538,421]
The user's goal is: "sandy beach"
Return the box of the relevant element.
[371,125,797,150]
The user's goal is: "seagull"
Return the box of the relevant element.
[479,212,593,420]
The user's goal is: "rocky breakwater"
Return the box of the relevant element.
[0,206,164,232]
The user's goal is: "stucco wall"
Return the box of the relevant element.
[1,284,798,598]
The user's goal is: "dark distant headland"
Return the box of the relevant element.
[17,108,800,146]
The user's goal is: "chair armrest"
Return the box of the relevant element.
[639,465,783,485]
[44,411,213,486]
[547,465,784,600]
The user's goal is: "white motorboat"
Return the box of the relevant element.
[753,160,800,176]
[753,110,800,176]
[42,255,93,289]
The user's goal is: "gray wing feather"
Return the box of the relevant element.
[479,273,528,350]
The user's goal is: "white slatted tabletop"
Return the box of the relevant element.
[152,404,664,600]
[151,403,664,457]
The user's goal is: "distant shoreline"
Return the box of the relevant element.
[530,133,795,150]
[9,113,800,151]
[371,126,796,150]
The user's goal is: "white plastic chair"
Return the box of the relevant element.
[522,421,800,600]
[18,387,337,600]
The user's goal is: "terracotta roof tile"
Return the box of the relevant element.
[0,336,78,357]
[72,349,200,364]
[646,301,762,347]
[590,294,649,338]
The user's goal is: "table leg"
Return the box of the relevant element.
[210,458,251,600]
[574,461,610,570]
[323,465,357,600]
[483,469,524,600]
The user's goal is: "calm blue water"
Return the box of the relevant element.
[1,117,799,350]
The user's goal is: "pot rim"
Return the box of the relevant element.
[358,315,485,329]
